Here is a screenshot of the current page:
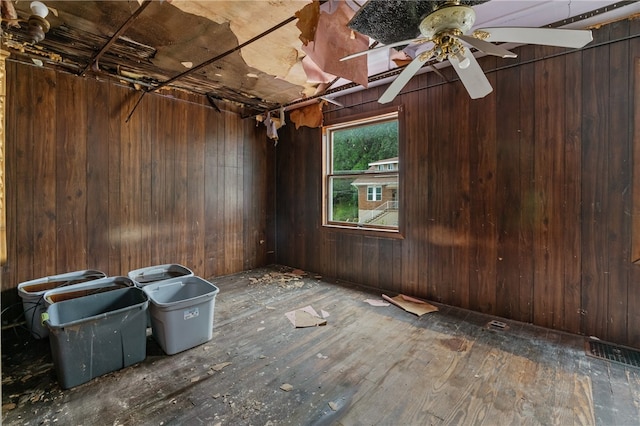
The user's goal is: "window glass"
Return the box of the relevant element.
[324,112,399,231]
[367,186,382,201]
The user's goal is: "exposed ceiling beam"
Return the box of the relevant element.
[79,0,152,77]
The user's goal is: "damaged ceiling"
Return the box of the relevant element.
[1,0,639,116]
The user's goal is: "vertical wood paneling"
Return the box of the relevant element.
[173,93,189,269]
[138,93,153,267]
[86,78,110,274]
[108,85,123,275]
[430,79,455,304]
[628,19,640,348]
[274,22,639,348]
[495,56,522,320]
[453,80,473,310]
[55,72,87,272]
[187,97,206,274]
[362,236,379,288]
[204,109,220,278]
[3,61,17,292]
[469,58,497,314]
[401,76,421,295]
[162,98,177,264]
[149,93,162,265]
[606,21,631,343]
[302,127,322,270]
[32,68,57,278]
[415,73,430,299]
[533,48,566,329]
[3,64,272,301]
[120,90,143,273]
[581,27,610,339]
[275,121,293,266]
[517,45,536,324]
[14,65,34,285]
[426,74,443,301]
[563,50,583,334]
[242,119,255,271]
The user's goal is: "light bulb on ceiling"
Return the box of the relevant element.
[27,1,50,44]
[30,1,49,18]
[454,50,471,69]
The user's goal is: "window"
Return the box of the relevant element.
[367,186,382,201]
[323,111,400,232]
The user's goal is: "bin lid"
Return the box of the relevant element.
[18,270,107,296]
[128,264,193,285]
[142,276,219,307]
[44,287,148,328]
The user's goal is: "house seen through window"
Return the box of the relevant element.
[323,112,399,231]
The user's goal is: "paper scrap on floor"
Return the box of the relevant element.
[285,305,328,327]
[382,294,438,316]
[364,299,391,307]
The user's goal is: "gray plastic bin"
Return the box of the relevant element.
[143,276,219,355]
[128,264,193,287]
[18,269,106,339]
[43,287,148,389]
[43,276,134,307]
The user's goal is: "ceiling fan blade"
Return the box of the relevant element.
[457,34,517,58]
[478,27,593,48]
[449,50,493,99]
[378,54,428,104]
[340,38,420,61]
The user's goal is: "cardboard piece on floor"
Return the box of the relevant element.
[285,305,327,327]
[382,294,438,317]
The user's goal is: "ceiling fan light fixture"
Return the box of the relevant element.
[454,51,470,69]
[419,5,476,39]
[30,1,49,18]
[26,1,50,44]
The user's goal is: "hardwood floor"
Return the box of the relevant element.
[2,265,639,425]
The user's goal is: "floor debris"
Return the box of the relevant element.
[382,294,438,316]
[211,362,232,372]
[364,299,391,307]
[285,306,328,328]
[280,383,294,392]
[248,271,305,289]
[328,401,339,411]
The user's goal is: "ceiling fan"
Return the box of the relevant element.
[342,0,593,102]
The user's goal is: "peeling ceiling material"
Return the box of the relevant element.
[295,0,319,46]
[1,0,638,116]
[172,1,313,92]
[2,0,317,113]
[301,1,369,88]
[289,100,326,129]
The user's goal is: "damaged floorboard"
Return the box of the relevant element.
[2,265,640,425]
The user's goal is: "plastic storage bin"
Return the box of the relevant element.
[143,276,219,355]
[43,287,148,389]
[18,269,106,339]
[127,264,193,287]
[43,276,134,307]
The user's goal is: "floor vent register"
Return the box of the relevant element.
[586,339,640,369]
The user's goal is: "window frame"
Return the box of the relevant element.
[322,106,404,237]
[367,186,382,202]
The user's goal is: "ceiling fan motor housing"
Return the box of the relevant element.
[419,5,476,39]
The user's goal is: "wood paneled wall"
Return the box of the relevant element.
[275,20,640,348]
[2,62,275,302]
